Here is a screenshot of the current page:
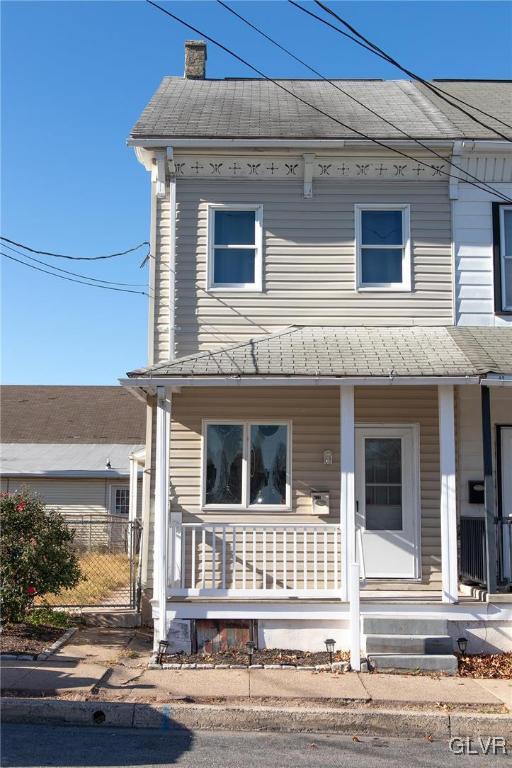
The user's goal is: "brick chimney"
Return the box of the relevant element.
[184,40,207,79]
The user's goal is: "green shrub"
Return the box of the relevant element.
[0,490,81,623]
[26,607,74,629]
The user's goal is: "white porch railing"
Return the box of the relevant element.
[168,523,343,598]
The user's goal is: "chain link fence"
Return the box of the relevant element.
[42,516,142,609]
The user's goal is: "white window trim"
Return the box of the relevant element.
[207,203,263,292]
[499,204,512,311]
[110,485,130,516]
[201,419,292,512]
[354,204,412,292]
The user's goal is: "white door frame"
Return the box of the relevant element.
[355,423,421,580]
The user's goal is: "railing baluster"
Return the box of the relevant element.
[293,529,298,590]
[324,528,328,590]
[191,527,196,590]
[212,526,216,589]
[201,527,206,588]
[273,528,277,589]
[333,526,338,590]
[242,528,247,590]
[283,529,287,590]
[222,526,227,589]
[232,526,237,589]
[181,525,186,589]
[263,529,267,589]
[303,528,308,589]
[313,528,318,590]
[252,529,257,589]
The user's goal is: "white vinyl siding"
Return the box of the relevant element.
[163,179,452,360]
[454,183,512,326]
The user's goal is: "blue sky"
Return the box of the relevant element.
[2,0,511,384]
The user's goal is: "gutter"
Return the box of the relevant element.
[481,374,512,387]
[119,375,480,390]
[127,138,456,150]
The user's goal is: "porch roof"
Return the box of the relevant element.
[127,326,512,380]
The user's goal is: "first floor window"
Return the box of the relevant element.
[204,422,289,508]
[207,205,263,290]
[493,203,512,312]
[355,205,411,290]
[113,487,130,515]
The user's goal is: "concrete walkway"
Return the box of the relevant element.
[1,628,510,712]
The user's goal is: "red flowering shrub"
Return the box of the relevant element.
[0,490,81,622]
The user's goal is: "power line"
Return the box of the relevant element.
[0,235,150,261]
[312,1,512,139]
[2,252,149,296]
[217,1,509,202]
[146,0,512,203]
[1,242,148,288]
[290,1,512,133]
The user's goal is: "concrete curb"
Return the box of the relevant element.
[148,661,349,672]
[0,627,78,662]
[2,698,511,739]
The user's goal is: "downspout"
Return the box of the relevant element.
[481,384,498,595]
[167,147,177,361]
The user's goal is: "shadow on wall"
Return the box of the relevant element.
[2,702,194,766]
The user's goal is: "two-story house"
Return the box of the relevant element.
[122,42,512,672]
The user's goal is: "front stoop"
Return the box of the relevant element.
[363,618,458,674]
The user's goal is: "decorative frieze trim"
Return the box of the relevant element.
[172,154,451,182]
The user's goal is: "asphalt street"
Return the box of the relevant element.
[1,724,510,768]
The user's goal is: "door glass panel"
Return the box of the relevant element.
[206,424,243,505]
[364,437,402,530]
[250,425,287,505]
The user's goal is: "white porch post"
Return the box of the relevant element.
[438,385,458,603]
[340,386,356,602]
[153,386,171,646]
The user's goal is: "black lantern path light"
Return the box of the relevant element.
[157,640,169,666]
[457,636,468,656]
[246,640,256,666]
[324,638,336,666]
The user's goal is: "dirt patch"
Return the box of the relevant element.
[458,652,512,679]
[162,648,350,667]
[0,623,65,656]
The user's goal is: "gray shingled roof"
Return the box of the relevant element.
[0,386,146,444]
[130,78,512,141]
[127,326,512,379]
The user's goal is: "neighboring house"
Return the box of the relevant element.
[0,386,146,528]
[123,42,512,669]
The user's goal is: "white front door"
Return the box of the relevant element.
[356,425,420,579]
[500,427,512,581]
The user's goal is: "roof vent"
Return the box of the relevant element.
[184,40,207,79]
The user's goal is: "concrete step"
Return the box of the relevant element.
[365,634,453,655]
[362,617,448,636]
[367,653,458,674]
[80,609,141,628]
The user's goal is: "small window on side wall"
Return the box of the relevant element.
[207,205,263,291]
[493,203,512,313]
[355,205,411,291]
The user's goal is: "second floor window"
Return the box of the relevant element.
[493,203,512,313]
[208,204,263,291]
[355,205,411,291]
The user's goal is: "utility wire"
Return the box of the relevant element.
[1,242,148,288]
[146,0,512,203]
[2,252,149,296]
[312,0,512,139]
[0,235,150,261]
[290,1,512,133]
[217,0,509,201]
